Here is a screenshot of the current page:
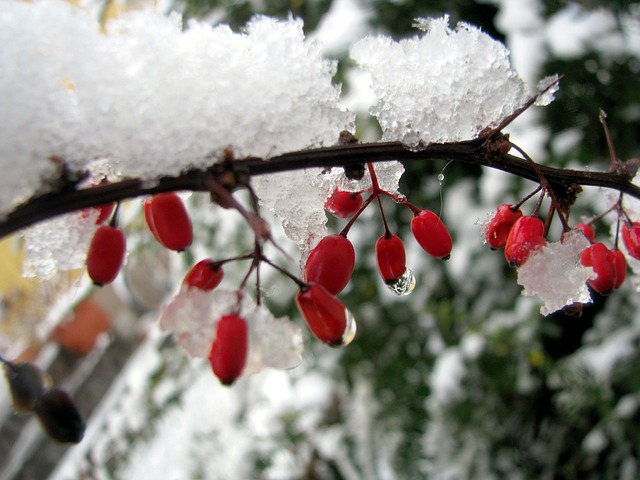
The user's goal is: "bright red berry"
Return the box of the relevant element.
[209,314,248,386]
[612,249,627,289]
[484,204,523,249]
[580,242,617,294]
[324,189,363,219]
[143,198,161,243]
[621,222,640,260]
[146,193,193,251]
[82,203,115,225]
[575,223,595,242]
[376,234,406,283]
[295,283,356,347]
[504,216,547,267]
[183,259,224,291]
[86,225,126,286]
[304,234,355,295]
[411,210,452,259]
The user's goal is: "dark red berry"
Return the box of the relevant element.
[504,216,546,267]
[34,388,85,443]
[580,242,617,294]
[86,225,126,286]
[295,283,356,347]
[376,234,406,283]
[410,210,452,259]
[304,234,355,295]
[612,249,627,289]
[324,189,363,219]
[209,314,248,386]
[621,222,640,260]
[2,360,48,413]
[183,259,224,291]
[146,193,193,251]
[143,197,161,243]
[484,204,523,249]
[575,223,595,242]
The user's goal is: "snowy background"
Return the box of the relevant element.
[1,0,640,479]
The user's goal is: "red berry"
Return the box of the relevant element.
[304,234,355,295]
[209,314,248,386]
[375,234,406,282]
[82,203,115,225]
[612,249,627,289]
[324,189,363,218]
[484,204,523,249]
[504,216,546,267]
[621,222,640,260]
[410,210,452,259]
[575,223,595,242]
[183,259,224,291]
[86,225,126,286]
[143,198,161,243]
[295,283,356,347]
[580,242,617,294]
[146,193,193,251]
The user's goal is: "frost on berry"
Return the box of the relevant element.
[160,290,302,375]
[517,231,593,315]
[482,204,523,249]
[324,189,363,218]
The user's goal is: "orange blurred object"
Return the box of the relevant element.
[52,299,112,355]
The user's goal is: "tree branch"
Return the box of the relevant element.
[1,134,638,239]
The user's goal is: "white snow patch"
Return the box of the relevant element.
[517,230,593,315]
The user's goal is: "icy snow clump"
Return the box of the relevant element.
[350,16,529,145]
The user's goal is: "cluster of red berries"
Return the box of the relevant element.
[295,185,453,347]
[484,202,640,297]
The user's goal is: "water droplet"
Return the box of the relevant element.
[335,307,357,347]
[385,268,416,296]
[437,173,445,184]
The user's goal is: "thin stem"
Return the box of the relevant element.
[513,186,543,211]
[339,190,377,237]
[377,196,391,238]
[599,109,618,171]
[259,254,307,289]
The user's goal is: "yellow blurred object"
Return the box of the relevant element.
[0,236,35,295]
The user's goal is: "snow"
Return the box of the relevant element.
[517,230,593,315]
[159,288,303,376]
[0,1,353,218]
[350,16,529,146]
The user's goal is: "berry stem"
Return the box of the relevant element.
[259,254,308,290]
[367,163,381,194]
[339,191,377,237]
[599,109,619,172]
[376,196,391,238]
[513,185,543,211]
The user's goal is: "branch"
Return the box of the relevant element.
[1,134,638,239]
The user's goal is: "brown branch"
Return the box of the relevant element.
[1,135,638,239]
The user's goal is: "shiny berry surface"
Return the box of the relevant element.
[580,242,617,294]
[143,197,161,242]
[209,314,248,386]
[612,249,627,289]
[376,234,406,282]
[324,189,363,218]
[295,283,356,347]
[621,222,640,260]
[484,204,523,249]
[147,193,193,251]
[304,234,355,295]
[504,216,546,267]
[410,210,452,259]
[86,225,126,286]
[183,259,224,291]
